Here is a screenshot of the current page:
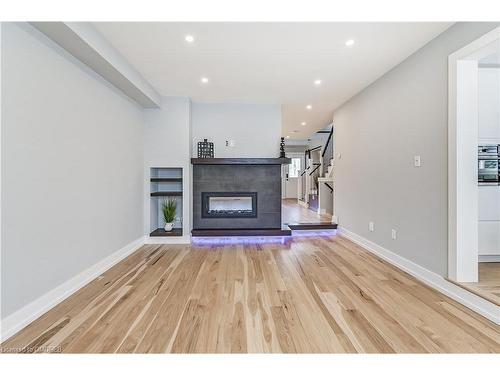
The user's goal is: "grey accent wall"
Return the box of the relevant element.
[193,165,282,229]
[333,22,500,276]
[1,23,144,317]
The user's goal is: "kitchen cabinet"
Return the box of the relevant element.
[478,68,500,142]
[479,221,500,256]
[478,185,500,221]
[478,186,500,256]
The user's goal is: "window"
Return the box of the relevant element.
[289,157,301,178]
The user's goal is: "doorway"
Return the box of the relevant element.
[448,27,500,305]
[282,153,302,199]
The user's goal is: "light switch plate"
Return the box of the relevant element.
[369,222,374,232]
[414,155,421,167]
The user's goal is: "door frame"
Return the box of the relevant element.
[283,152,303,199]
[448,27,500,282]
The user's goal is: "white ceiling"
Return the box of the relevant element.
[93,22,452,139]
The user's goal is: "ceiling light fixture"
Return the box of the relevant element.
[306,105,312,110]
[286,135,290,139]
[314,79,322,86]
[200,77,209,84]
[185,35,195,43]
[345,39,355,47]
[301,122,307,126]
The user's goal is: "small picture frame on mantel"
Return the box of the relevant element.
[197,139,214,158]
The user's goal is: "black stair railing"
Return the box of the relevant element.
[309,163,321,176]
[321,126,334,174]
[321,127,334,158]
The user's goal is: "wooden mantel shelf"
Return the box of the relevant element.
[191,158,291,165]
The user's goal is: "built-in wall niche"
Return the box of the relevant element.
[150,167,183,237]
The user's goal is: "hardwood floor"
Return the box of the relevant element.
[2,234,499,353]
[457,263,500,306]
[282,198,332,224]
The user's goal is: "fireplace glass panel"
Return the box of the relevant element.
[202,192,257,218]
[209,196,253,213]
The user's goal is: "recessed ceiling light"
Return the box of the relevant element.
[306,105,312,110]
[200,77,209,84]
[314,79,322,86]
[345,39,355,47]
[301,122,307,126]
[286,135,290,139]
[185,35,195,43]
[293,130,299,133]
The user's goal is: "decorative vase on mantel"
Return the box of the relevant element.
[279,137,286,158]
[164,222,174,232]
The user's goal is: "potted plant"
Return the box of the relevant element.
[162,198,177,232]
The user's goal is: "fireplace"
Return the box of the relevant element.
[191,158,290,234]
[202,192,257,218]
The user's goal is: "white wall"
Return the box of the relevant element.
[333,22,499,276]
[143,97,192,242]
[191,102,281,158]
[1,23,144,317]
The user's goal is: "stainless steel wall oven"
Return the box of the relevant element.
[478,144,499,185]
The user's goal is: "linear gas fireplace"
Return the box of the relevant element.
[202,192,257,218]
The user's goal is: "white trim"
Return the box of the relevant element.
[448,26,500,282]
[145,235,191,244]
[0,23,3,336]
[0,236,146,342]
[338,226,500,325]
[479,255,500,263]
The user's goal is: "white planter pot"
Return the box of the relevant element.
[164,222,174,232]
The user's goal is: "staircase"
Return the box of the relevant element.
[297,125,334,217]
[325,158,334,178]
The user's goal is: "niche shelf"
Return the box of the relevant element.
[150,167,183,237]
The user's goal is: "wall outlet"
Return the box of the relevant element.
[391,229,397,240]
[369,221,374,232]
[414,155,421,167]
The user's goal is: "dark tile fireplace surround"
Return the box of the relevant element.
[191,158,291,236]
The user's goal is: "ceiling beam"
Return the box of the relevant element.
[30,22,161,108]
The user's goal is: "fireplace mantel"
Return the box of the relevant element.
[191,158,291,165]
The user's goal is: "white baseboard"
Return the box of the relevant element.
[338,226,500,325]
[479,255,500,263]
[145,235,191,244]
[0,236,145,342]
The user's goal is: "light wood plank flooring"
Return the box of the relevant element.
[282,198,332,224]
[457,263,500,306]
[2,235,499,353]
